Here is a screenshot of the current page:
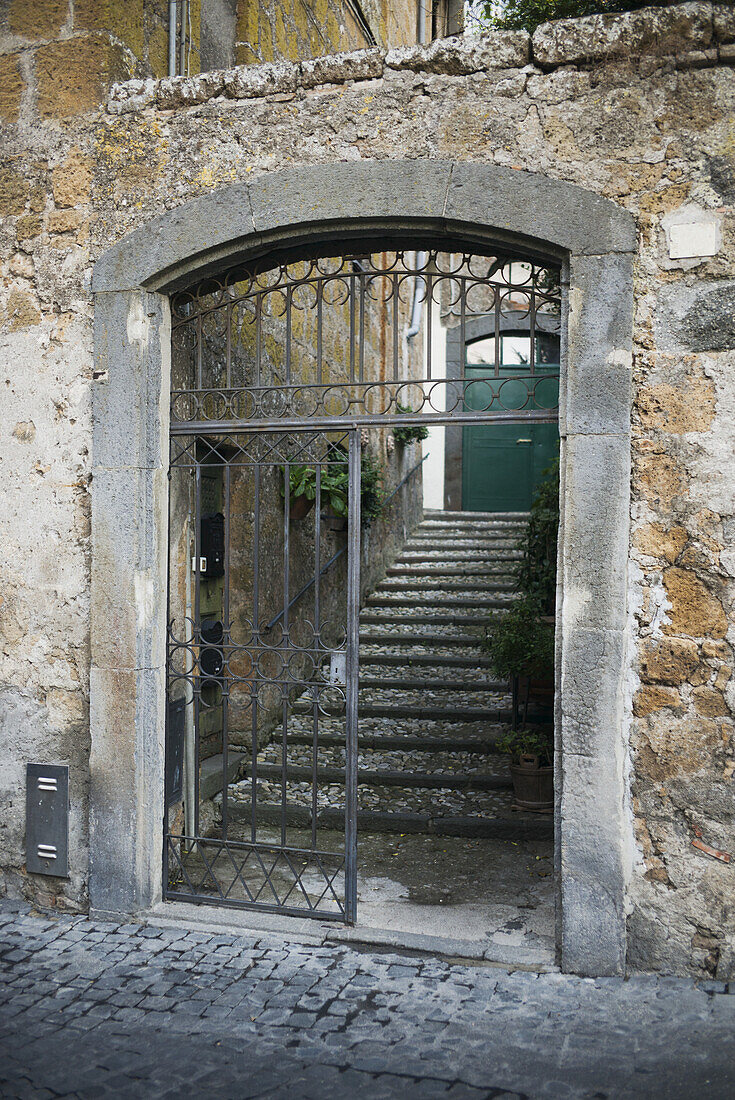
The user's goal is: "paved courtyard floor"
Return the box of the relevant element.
[0,900,733,1100]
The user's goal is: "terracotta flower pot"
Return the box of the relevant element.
[321,512,348,532]
[509,752,553,813]
[288,493,314,521]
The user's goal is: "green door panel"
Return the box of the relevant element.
[461,352,559,513]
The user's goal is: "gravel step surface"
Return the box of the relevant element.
[356,646,492,664]
[360,674,506,689]
[359,620,487,635]
[251,763,511,790]
[359,639,486,655]
[253,742,507,774]
[223,779,520,817]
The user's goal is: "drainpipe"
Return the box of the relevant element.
[406,251,428,342]
[179,0,188,78]
[168,1,178,76]
[417,0,427,43]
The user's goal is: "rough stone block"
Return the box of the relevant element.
[223,60,299,99]
[90,466,168,669]
[444,162,636,256]
[35,36,129,119]
[156,71,225,110]
[0,54,24,125]
[8,0,67,38]
[560,434,630,633]
[714,4,735,42]
[532,2,714,68]
[74,0,145,61]
[300,48,383,88]
[563,253,634,436]
[662,567,727,639]
[107,78,157,115]
[633,684,682,717]
[639,637,701,685]
[386,31,529,74]
[52,148,93,207]
[0,165,29,216]
[654,280,735,353]
[93,291,169,469]
[89,665,165,914]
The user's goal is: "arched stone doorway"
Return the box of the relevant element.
[89,159,635,976]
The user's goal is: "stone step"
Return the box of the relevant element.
[225,802,552,839]
[377,579,517,592]
[285,732,505,752]
[365,596,514,610]
[385,566,516,578]
[252,763,511,790]
[423,510,530,521]
[396,553,523,563]
[360,613,491,627]
[359,652,495,668]
[404,541,521,553]
[199,752,247,802]
[359,677,506,691]
[293,701,514,721]
[359,632,484,646]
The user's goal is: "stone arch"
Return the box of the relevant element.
[90,159,635,976]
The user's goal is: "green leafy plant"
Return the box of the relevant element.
[496,726,553,767]
[393,404,430,447]
[484,594,555,680]
[359,450,385,525]
[514,457,559,614]
[282,461,349,517]
[281,445,384,526]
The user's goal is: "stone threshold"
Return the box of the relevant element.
[143,900,558,973]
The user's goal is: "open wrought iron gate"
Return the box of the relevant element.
[165,428,361,920]
[162,245,561,921]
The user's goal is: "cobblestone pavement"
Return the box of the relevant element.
[1,901,734,1099]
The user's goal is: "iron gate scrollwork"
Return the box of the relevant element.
[163,244,561,921]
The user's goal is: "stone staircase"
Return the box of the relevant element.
[223,509,553,841]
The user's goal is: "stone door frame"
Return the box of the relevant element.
[90,159,636,976]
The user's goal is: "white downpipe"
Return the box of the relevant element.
[168,1,178,77]
[405,251,428,342]
[418,0,427,43]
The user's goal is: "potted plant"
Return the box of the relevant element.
[484,593,555,724]
[281,464,317,521]
[279,447,384,531]
[496,726,553,813]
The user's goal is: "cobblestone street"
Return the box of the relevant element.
[1,900,733,1099]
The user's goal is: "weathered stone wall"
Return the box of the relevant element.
[1,2,734,974]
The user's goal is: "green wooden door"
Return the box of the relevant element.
[461,334,559,513]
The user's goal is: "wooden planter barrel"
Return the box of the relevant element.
[509,753,553,813]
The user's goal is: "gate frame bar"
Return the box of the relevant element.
[89,159,636,977]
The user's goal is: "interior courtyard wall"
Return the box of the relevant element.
[1,2,734,975]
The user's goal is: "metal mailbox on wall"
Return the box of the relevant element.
[26,764,69,877]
